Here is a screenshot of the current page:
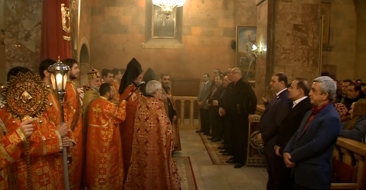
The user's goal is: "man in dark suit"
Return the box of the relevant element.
[196,73,212,134]
[207,75,225,141]
[274,78,312,190]
[257,72,292,190]
[221,67,257,168]
[284,76,341,190]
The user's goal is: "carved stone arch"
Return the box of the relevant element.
[77,36,90,86]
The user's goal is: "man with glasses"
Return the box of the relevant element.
[220,67,257,168]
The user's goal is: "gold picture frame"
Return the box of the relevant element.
[152,5,177,38]
[236,26,257,81]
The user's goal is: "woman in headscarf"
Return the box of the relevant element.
[339,100,366,142]
[118,58,143,178]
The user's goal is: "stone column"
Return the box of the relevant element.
[0,0,5,83]
[255,0,321,103]
[354,0,366,81]
[3,0,42,75]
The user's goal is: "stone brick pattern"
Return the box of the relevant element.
[353,0,366,81]
[3,0,42,75]
[237,0,257,26]
[273,0,320,83]
[324,0,356,80]
[89,0,256,79]
[77,0,92,87]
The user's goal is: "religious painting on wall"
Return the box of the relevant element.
[236,26,257,81]
[152,5,177,38]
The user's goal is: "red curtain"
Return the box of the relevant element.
[40,0,71,61]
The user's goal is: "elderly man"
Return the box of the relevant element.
[284,76,341,190]
[124,80,180,190]
[220,67,257,168]
[83,68,102,114]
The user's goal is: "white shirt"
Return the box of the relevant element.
[275,88,287,98]
[292,96,308,108]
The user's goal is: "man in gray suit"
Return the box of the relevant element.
[196,73,212,135]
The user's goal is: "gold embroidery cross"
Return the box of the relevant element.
[92,104,101,118]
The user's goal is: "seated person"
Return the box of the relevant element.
[340,100,366,142]
[334,103,349,122]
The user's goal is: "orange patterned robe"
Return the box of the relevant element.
[119,83,140,177]
[111,80,120,103]
[85,97,126,190]
[64,81,83,190]
[0,89,67,190]
[124,96,181,190]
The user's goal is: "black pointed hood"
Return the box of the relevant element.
[140,68,156,96]
[119,58,143,94]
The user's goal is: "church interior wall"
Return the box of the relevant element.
[88,0,257,82]
[354,0,366,81]
[1,0,42,81]
[322,0,357,81]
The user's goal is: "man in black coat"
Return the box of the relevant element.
[257,72,292,190]
[221,67,257,168]
[274,78,312,190]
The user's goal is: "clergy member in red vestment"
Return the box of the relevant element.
[161,74,181,151]
[124,80,181,190]
[0,67,72,190]
[85,83,126,190]
[63,58,83,190]
[118,58,143,177]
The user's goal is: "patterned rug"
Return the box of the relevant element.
[174,156,197,190]
[198,133,232,165]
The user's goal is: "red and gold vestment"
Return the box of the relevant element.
[64,81,83,190]
[119,83,140,178]
[85,97,126,190]
[124,96,181,190]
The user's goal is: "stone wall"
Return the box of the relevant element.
[322,0,357,80]
[255,0,321,103]
[3,0,42,76]
[89,0,257,80]
[354,0,366,81]
[77,0,92,86]
[273,0,320,83]
[255,0,270,102]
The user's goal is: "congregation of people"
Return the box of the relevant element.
[1,55,366,190]
[0,57,181,190]
[195,68,366,190]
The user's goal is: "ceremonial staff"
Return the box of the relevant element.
[1,71,51,190]
[48,58,70,190]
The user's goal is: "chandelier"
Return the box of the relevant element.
[152,0,185,13]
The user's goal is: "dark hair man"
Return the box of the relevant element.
[257,72,292,189]
[274,78,312,190]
